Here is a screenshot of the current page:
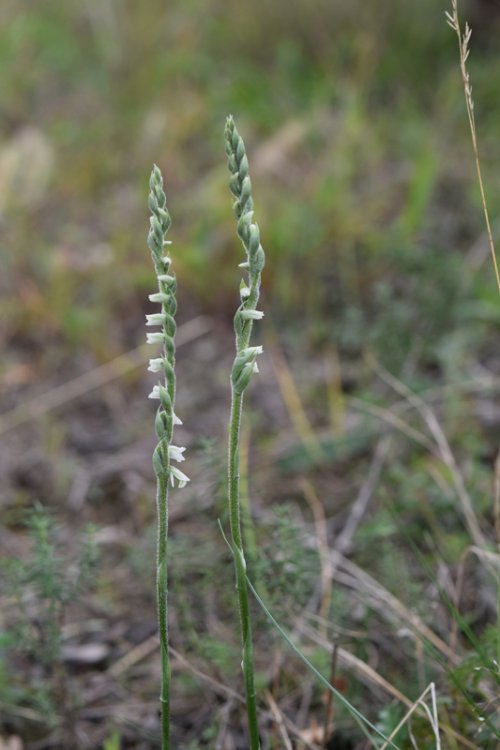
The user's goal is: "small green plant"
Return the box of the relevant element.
[2,505,97,738]
[146,164,189,749]
[103,729,122,750]
[224,115,266,750]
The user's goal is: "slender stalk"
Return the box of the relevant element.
[447,0,500,678]
[146,165,189,749]
[225,115,265,750]
[446,1,500,295]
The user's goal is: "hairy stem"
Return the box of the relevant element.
[156,463,170,746]
[228,389,260,749]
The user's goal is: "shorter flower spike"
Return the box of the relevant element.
[146,163,189,750]
[146,163,187,478]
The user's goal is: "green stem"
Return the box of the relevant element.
[228,391,243,549]
[228,388,260,750]
[157,453,170,749]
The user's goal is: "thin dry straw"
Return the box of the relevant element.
[446,0,500,295]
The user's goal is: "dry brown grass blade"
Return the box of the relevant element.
[0,315,211,435]
[300,623,478,750]
[332,435,390,564]
[325,344,346,437]
[268,335,324,462]
[170,648,320,750]
[330,555,457,663]
[369,354,488,550]
[348,396,435,453]
[449,544,500,658]
[301,622,410,703]
[0,702,45,725]
[301,478,333,623]
[265,691,294,750]
[107,634,159,678]
[252,117,309,179]
[378,683,441,750]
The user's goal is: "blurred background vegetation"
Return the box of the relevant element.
[1,0,500,747]
[2,0,500,361]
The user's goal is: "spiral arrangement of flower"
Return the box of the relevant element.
[146,164,188,749]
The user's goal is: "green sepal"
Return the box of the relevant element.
[233,362,255,394]
[248,224,260,255]
[164,314,177,338]
[236,136,245,162]
[155,409,172,441]
[158,384,172,413]
[240,176,252,207]
[251,246,265,273]
[152,443,167,476]
[229,174,240,197]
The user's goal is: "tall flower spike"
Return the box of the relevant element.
[224,117,265,750]
[225,115,266,361]
[146,164,188,750]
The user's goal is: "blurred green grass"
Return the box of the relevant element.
[2,0,500,374]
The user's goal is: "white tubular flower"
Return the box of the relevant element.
[146,332,164,344]
[148,385,161,399]
[242,345,263,357]
[172,413,183,425]
[148,358,164,373]
[240,309,264,320]
[168,445,186,463]
[157,274,175,283]
[240,279,250,300]
[169,466,190,488]
[149,292,169,303]
[146,313,166,326]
